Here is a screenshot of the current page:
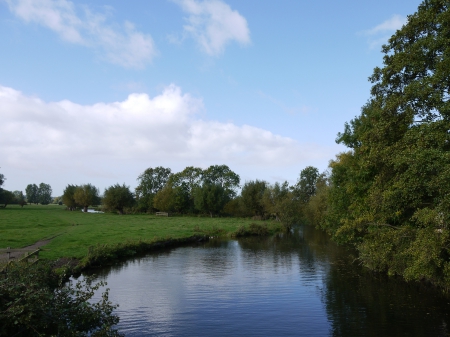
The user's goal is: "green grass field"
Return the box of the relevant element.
[0,204,280,260]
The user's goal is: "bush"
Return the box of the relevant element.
[0,261,123,336]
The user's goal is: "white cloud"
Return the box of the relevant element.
[0,84,330,192]
[361,14,407,50]
[4,0,156,68]
[366,15,407,35]
[173,0,250,55]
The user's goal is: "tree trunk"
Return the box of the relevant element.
[83,206,88,212]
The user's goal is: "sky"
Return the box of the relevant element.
[0,0,424,196]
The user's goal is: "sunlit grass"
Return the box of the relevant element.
[0,204,281,260]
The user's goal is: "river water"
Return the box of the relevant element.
[86,225,450,336]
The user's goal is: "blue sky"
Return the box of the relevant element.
[0,0,423,195]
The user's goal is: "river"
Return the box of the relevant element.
[85,225,450,336]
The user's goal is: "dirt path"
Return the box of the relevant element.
[0,238,54,261]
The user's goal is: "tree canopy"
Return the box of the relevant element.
[103,184,135,215]
[135,166,171,211]
[62,184,79,210]
[25,184,39,204]
[74,184,100,212]
[323,0,450,287]
[37,183,52,205]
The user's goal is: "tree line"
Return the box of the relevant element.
[0,178,53,207]
[0,164,326,228]
[56,164,326,228]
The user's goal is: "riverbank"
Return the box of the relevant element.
[0,204,282,271]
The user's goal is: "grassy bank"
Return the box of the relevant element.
[0,205,281,263]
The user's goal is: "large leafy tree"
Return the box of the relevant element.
[194,183,229,218]
[12,191,26,207]
[241,180,267,216]
[37,183,52,205]
[169,166,203,212]
[293,166,319,204]
[62,184,79,210]
[135,166,171,211]
[103,184,135,215]
[25,184,39,204]
[324,0,450,287]
[0,190,14,208]
[202,165,240,199]
[74,184,100,212]
[153,181,190,213]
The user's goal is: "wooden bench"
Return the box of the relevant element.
[155,212,169,217]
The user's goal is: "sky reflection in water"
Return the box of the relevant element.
[86,226,450,337]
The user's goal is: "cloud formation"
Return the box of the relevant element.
[5,0,156,68]
[174,0,250,55]
[366,14,407,35]
[0,84,328,188]
[361,14,407,49]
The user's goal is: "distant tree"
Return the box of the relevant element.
[261,181,300,228]
[202,165,240,199]
[169,166,203,212]
[62,185,79,211]
[241,180,267,216]
[223,196,246,217]
[135,166,171,212]
[303,173,329,226]
[293,166,319,203]
[0,190,14,208]
[37,183,52,205]
[13,191,26,207]
[25,184,39,204]
[103,184,135,215]
[74,184,100,212]
[194,183,229,218]
[153,181,190,213]
[0,169,5,190]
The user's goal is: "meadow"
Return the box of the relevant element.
[0,204,281,261]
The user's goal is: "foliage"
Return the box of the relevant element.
[293,166,319,203]
[103,184,135,215]
[202,165,240,199]
[37,182,53,205]
[74,184,100,212]
[194,183,230,217]
[0,170,5,199]
[63,184,80,210]
[135,166,171,212]
[261,181,301,228]
[0,170,4,189]
[168,166,203,212]
[233,223,269,237]
[13,190,26,207]
[25,183,39,204]
[323,0,450,288]
[153,181,189,213]
[0,261,122,336]
[223,196,247,217]
[241,180,267,216]
[0,190,14,207]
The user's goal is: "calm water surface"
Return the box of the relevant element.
[85,225,450,336]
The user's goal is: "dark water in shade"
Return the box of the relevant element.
[85,225,450,336]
